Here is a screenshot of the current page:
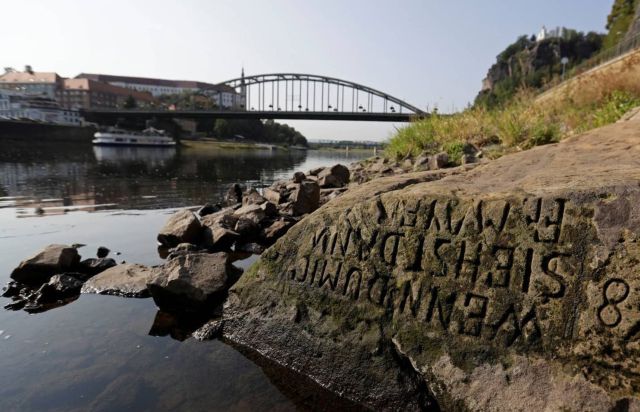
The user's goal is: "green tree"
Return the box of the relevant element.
[214,119,231,138]
[123,95,137,109]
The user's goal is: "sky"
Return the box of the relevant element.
[1,0,612,141]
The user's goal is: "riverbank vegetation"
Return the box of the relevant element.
[213,119,308,147]
[387,59,640,162]
[387,0,640,163]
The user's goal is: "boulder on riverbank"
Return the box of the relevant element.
[10,244,81,285]
[81,263,159,298]
[157,209,202,248]
[147,252,242,312]
[222,119,640,410]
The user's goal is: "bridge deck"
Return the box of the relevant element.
[81,109,423,122]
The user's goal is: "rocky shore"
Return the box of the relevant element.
[7,114,640,410]
[2,148,468,315]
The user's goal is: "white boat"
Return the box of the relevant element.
[93,127,176,147]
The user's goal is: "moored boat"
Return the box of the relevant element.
[93,127,176,147]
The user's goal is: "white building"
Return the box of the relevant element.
[536,26,566,42]
[0,90,83,126]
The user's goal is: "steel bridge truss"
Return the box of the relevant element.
[219,73,424,116]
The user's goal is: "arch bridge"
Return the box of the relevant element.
[220,73,425,120]
[82,73,426,123]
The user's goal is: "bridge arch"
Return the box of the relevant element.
[218,73,424,116]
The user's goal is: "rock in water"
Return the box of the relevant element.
[81,263,158,298]
[10,244,81,285]
[147,252,242,312]
[78,257,117,277]
[96,246,110,258]
[37,274,84,303]
[223,121,640,410]
[157,209,202,248]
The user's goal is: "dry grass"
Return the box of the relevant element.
[387,52,640,161]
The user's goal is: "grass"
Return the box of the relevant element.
[386,52,640,162]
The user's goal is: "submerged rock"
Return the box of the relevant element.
[147,252,242,312]
[81,263,158,298]
[77,257,117,277]
[96,246,110,258]
[37,274,84,303]
[223,121,640,410]
[157,209,202,248]
[10,244,81,286]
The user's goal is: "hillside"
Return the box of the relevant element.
[604,0,639,48]
[475,31,603,108]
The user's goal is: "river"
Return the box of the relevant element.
[0,139,370,411]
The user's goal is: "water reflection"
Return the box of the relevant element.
[0,140,366,214]
[93,145,177,163]
[0,138,372,411]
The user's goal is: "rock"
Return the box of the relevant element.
[234,217,259,237]
[461,153,477,165]
[293,171,306,183]
[166,243,206,260]
[81,263,158,298]
[10,244,81,286]
[96,246,110,258]
[242,188,266,206]
[224,183,244,205]
[263,187,285,204]
[308,167,325,176]
[77,258,117,277]
[202,226,240,251]
[2,281,24,298]
[201,209,239,230]
[193,319,225,341]
[147,252,242,312]
[197,203,221,217]
[260,201,278,216]
[428,151,449,169]
[233,204,266,224]
[222,123,640,410]
[261,218,295,243]
[235,242,266,254]
[36,274,84,303]
[290,181,320,216]
[317,164,350,188]
[413,154,430,171]
[157,209,202,248]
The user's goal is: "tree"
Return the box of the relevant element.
[214,119,231,138]
[123,95,137,109]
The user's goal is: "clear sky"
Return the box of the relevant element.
[1,0,612,141]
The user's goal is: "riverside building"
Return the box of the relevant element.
[75,73,243,108]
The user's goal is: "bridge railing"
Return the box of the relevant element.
[539,31,640,94]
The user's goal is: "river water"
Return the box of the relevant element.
[0,139,370,411]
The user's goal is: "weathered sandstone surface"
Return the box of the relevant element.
[223,119,640,410]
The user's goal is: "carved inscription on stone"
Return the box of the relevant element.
[267,196,584,348]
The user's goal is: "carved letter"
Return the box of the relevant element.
[459,293,489,337]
